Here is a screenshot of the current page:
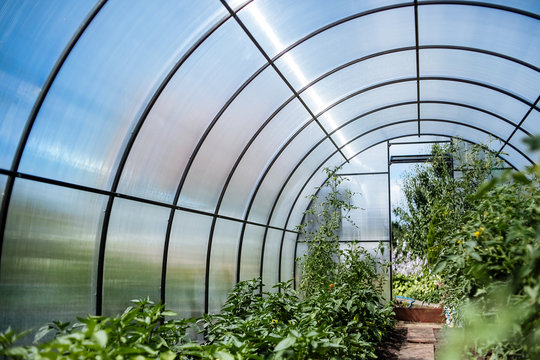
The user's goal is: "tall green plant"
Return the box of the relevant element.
[437,136,540,359]
[296,167,356,297]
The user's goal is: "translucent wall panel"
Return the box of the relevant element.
[342,122,419,159]
[522,109,540,135]
[262,229,283,292]
[179,68,291,213]
[240,224,265,281]
[0,1,96,169]
[420,103,516,140]
[270,141,338,228]
[466,0,540,14]
[274,7,415,89]
[319,81,417,130]
[419,4,540,68]
[420,121,505,156]
[499,145,533,171]
[0,179,105,332]
[166,211,211,318]
[339,142,388,174]
[103,200,169,315]
[300,51,416,114]
[220,99,311,218]
[420,80,530,124]
[286,152,346,231]
[249,122,326,223]
[0,175,6,205]
[238,0,403,58]
[118,19,266,204]
[281,232,298,283]
[501,129,536,166]
[208,219,242,313]
[332,103,417,149]
[339,175,389,241]
[19,0,225,190]
[420,49,540,102]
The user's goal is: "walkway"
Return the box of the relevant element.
[395,321,443,360]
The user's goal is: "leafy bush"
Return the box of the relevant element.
[0,297,189,359]
[393,272,442,304]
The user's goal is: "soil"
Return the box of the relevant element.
[375,327,408,359]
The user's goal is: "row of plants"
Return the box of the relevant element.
[393,137,540,358]
[1,168,395,359]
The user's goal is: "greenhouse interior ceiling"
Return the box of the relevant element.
[0,0,539,333]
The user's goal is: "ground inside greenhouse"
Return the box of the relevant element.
[376,321,443,360]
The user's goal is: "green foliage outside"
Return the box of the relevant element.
[393,137,540,358]
[393,140,502,265]
[392,273,442,305]
[0,167,394,359]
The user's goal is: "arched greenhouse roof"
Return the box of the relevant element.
[0,0,539,331]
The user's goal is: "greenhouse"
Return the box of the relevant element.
[0,1,539,359]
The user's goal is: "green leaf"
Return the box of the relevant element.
[274,335,296,352]
[214,350,235,360]
[160,350,177,360]
[432,260,447,274]
[161,311,178,317]
[92,329,108,348]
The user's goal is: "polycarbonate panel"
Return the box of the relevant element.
[503,129,536,166]
[339,175,389,241]
[338,142,388,174]
[0,175,6,205]
[271,144,343,228]
[103,200,169,315]
[499,144,533,171]
[166,211,212,318]
[179,68,291,213]
[274,7,415,89]
[301,51,416,114]
[420,103,516,140]
[208,219,242,313]
[220,99,312,218]
[467,0,540,14]
[280,232,297,283]
[390,141,448,158]
[238,0,403,58]
[420,121,504,154]
[18,1,226,190]
[522,109,540,135]
[319,81,417,130]
[0,179,105,332]
[262,229,283,292]
[420,80,530,124]
[342,122,419,159]
[390,135,449,144]
[118,19,266,204]
[420,49,540,102]
[0,1,97,169]
[419,4,540,68]
[331,103,417,150]
[287,152,346,231]
[248,122,326,223]
[240,224,265,281]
